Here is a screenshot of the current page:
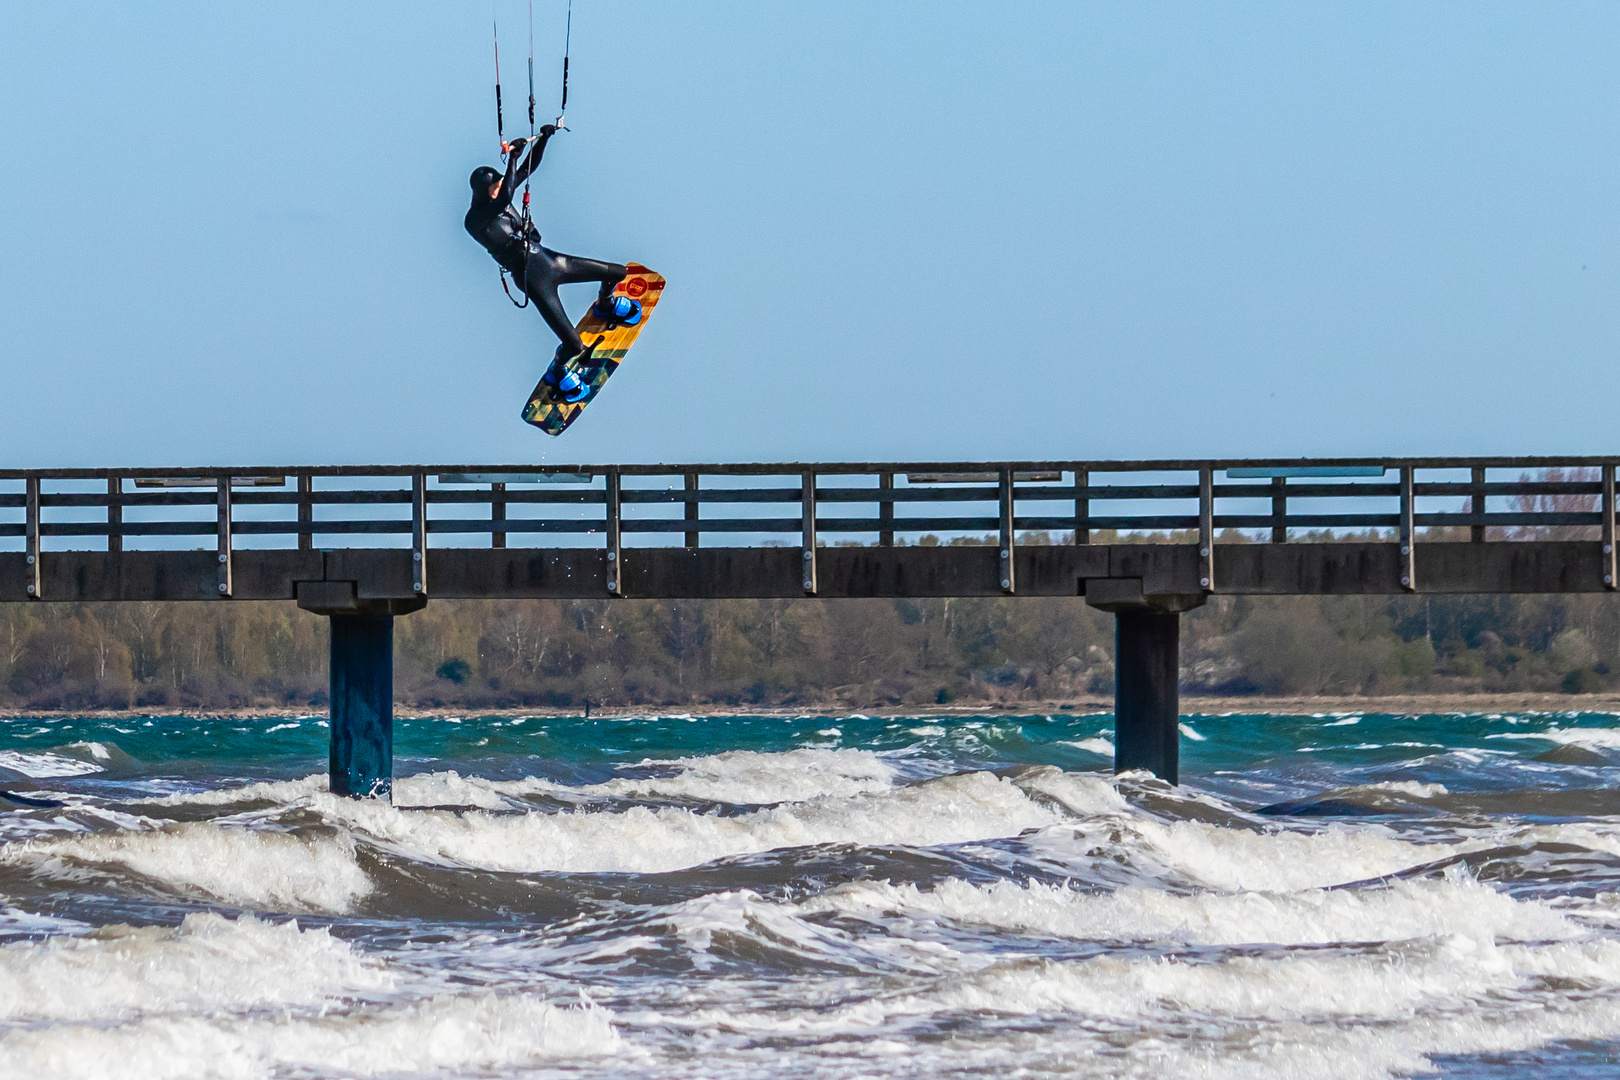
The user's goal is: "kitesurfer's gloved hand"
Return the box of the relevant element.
[506,136,529,154]
[539,124,557,137]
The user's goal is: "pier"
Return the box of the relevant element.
[3,456,1616,794]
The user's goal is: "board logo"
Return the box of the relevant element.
[626,278,648,298]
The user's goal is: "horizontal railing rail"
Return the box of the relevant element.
[4,454,1620,482]
[3,512,1611,538]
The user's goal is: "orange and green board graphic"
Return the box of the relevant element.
[521,264,665,436]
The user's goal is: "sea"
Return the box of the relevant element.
[0,709,1617,1079]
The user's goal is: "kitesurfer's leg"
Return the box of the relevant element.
[550,251,640,325]
[522,249,592,403]
[523,249,587,357]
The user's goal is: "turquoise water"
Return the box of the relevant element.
[0,709,1618,1077]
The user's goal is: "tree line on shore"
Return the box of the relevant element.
[1,585,1614,710]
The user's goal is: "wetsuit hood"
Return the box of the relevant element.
[469,166,502,198]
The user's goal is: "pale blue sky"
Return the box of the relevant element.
[2,3,1617,467]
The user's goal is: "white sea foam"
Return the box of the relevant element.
[0,912,388,1023]
[572,747,899,804]
[392,771,521,810]
[808,871,1577,947]
[1489,726,1620,749]
[0,906,88,938]
[393,749,899,808]
[591,856,1620,1079]
[1059,737,1115,756]
[2,823,373,913]
[134,761,1463,890]
[150,748,902,812]
[138,771,526,813]
[1510,822,1620,863]
[102,759,1609,915]
[68,740,113,761]
[139,774,329,808]
[882,937,1620,1073]
[1135,819,1445,891]
[654,889,963,975]
[114,759,1083,884]
[1345,780,1449,799]
[316,770,1061,875]
[1026,810,1459,893]
[1009,767,1131,817]
[0,750,103,778]
[1178,722,1207,741]
[673,927,1620,1079]
[0,993,621,1080]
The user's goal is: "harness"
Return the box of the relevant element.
[499,231,534,308]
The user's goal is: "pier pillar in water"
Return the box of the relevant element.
[1085,580,1206,785]
[1112,610,1182,785]
[297,584,426,802]
[328,613,396,799]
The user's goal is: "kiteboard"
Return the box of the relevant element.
[521,263,664,435]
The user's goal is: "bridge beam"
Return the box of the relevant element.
[1087,580,1205,785]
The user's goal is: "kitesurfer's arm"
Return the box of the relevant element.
[506,125,557,191]
[488,148,521,210]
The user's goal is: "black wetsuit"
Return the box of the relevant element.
[464,130,628,358]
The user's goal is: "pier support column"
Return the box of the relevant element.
[1085,580,1206,785]
[328,614,396,800]
[1113,610,1181,784]
[297,584,425,803]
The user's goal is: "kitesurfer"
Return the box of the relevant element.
[465,126,642,403]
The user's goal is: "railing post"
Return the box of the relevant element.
[801,471,818,595]
[411,473,427,596]
[1399,465,1416,591]
[606,468,622,595]
[1198,466,1215,591]
[1603,464,1616,590]
[684,472,699,549]
[879,472,894,547]
[1074,468,1090,545]
[107,476,122,554]
[24,477,40,600]
[998,465,1015,593]
[1270,476,1286,544]
[297,474,313,551]
[1471,466,1486,543]
[490,481,507,549]
[216,476,233,597]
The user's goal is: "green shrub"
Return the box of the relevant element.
[435,658,472,684]
[1562,667,1607,694]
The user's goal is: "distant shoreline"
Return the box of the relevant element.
[1,692,1617,721]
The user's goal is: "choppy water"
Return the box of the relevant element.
[0,710,1618,1078]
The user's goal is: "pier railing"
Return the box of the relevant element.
[2,458,1615,602]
